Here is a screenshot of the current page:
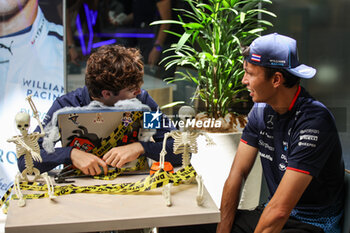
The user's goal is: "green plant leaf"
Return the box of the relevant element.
[241,1,259,12]
[230,0,237,5]
[240,12,246,23]
[163,30,182,38]
[176,31,192,51]
[247,9,277,18]
[257,20,274,27]
[248,28,265,34]
[226,8,239,15]
[150,0,275,118]
[197,37,211,52]
[150,20,185,26]
[160,101,185,110]
[222,0,230,8]
[184,22,205,29]
[197,3,214,12]
[186,0,202,18]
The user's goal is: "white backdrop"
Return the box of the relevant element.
[0,0,64,200]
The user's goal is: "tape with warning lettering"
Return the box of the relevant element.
[92,111,143,157]
[58,155,149,182]
[1,165,196,213]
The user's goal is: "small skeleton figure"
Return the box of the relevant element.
[7,95,56,207]
[162,106,214,167]
[159,106,214,206]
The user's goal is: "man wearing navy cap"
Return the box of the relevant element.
[160,33,345,233]
[218,32,345,233]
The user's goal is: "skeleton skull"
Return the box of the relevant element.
[138,128,156,142]
[178,106,196,121]
[178,106,196,131]
[15,112,30,136]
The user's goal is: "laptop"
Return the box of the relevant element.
[57,109,145,170]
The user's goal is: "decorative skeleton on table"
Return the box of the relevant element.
[7,95,56,207]
[160,106,215,206]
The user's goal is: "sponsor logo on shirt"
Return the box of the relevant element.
[260,152,273,161]
[299,134,318,141]
[259,139,275,151]
[298,128,319,147]
[281,154,288,162]
[266,115,274,129]
[279,163,286,171]
[259,130,274,139]
[0,41,13,55]
[31,18,45,45]
[267,115,274,125]
[300,129,319,134]
[298,142,316,148]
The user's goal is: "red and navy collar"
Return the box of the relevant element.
[288,85,301,111]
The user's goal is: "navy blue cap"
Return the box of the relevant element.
[247,33,316,79]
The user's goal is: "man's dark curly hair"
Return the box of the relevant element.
[85,45,144,98]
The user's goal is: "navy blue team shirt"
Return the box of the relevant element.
[17,86,182,173]
[241,86,345,233]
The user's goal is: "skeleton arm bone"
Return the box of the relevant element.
[199,132,215,146]
[26,95,45,137]
[34,116,45,138]
[10,137,42,162]
[160,132,172,169]
[7,136,17,143]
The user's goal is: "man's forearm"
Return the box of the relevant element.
[17,147,73,173]
[217,142,259,233]
[139,139,182,166]
[253,203,290,233]
[254,170,313,233]
[217,172,245,233]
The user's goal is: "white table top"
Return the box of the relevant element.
[5,174,220,233]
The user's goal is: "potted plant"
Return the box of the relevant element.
[151,0,276,209]
[151,0,275,132]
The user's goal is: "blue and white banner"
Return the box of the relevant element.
[0,1,64,199]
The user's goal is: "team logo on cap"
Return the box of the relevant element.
[251,54,261,62]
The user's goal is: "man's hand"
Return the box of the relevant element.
[70,148,108,176]
[102,142,145,168]
[253,169,312,233]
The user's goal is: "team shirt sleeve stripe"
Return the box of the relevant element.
[240,138,248,144]
[286,166,310,175]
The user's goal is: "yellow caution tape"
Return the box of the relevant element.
[1,185,12,214]
[92,111,143,157]
[92,154,148,180]
[57,111,145,181]
[0,111,165,213]
[2,165,196,208]
[62,155,149,181]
